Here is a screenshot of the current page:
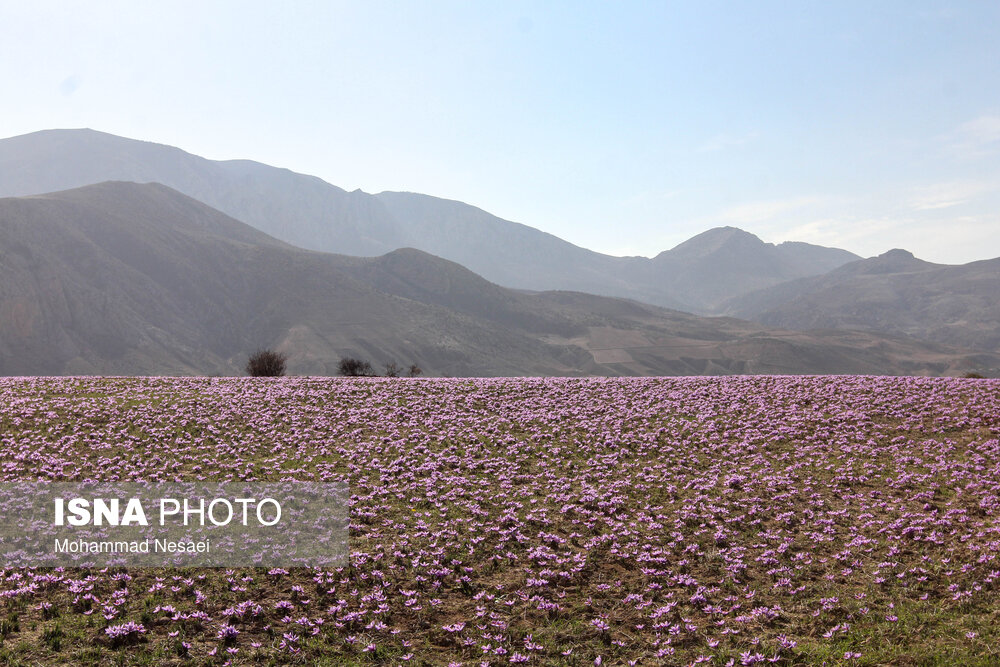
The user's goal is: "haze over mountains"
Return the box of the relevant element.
[0,181,992,377]
[0,128,997,377]
[726,249,1000,354]
[0,129,859,314]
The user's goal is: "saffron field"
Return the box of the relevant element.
[0,375,999,665]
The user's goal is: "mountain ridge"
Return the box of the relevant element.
[0,128,861,314]
[725,250,1000,354]
[1,181,991,377]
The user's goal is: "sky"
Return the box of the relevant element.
[2,1,1000,263]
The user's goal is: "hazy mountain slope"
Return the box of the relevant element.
[0,182,589,376]
[0,182,991,377]
[331,248,995,377]
[726,249,1000,353]
[371,191,662,305]
[0,129,860,313]
[0,128,403,257]
[650,227,860,309]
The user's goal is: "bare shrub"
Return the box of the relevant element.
[338,357,376,377]
[246,348,287,377]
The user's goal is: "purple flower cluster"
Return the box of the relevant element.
[104,620,146,641]
[0,374,997,663]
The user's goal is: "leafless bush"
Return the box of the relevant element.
[246,348,287,377]
[338,357,376,377]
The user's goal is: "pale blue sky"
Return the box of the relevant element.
[2,1,1000,263]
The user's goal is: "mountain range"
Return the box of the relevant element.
[0,129,859,314]
[0,128,996,377]
[725,249,1000,354]
[0,181,992,377]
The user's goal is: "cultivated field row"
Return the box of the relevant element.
[0,375,998,665]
